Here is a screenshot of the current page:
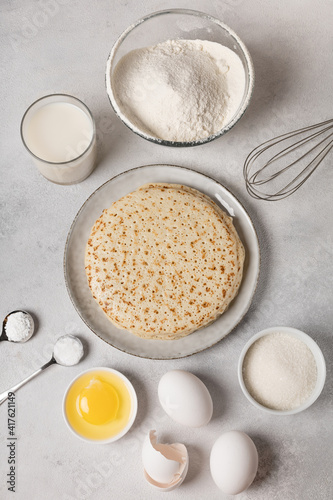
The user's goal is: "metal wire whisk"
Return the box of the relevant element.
[243,118,333,201]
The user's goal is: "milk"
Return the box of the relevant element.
[21,95,97,184]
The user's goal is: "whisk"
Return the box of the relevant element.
[243,118,333,201]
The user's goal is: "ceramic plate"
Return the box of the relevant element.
[64,165,260,359]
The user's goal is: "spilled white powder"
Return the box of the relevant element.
[111,39,246,142]
[242,332,317,411]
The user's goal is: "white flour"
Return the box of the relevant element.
[111,39,246,142]
[242,332,317,411]
[5,311,34,342]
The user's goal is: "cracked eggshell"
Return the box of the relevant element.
[158,370,213,427]
[210,430,258,495]
[142,430,189,492]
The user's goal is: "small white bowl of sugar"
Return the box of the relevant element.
[238,326,326,415]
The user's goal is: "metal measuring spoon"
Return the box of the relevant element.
[0,310,34,343]
[0,335,84,406]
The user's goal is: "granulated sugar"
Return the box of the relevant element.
[53,335,84,366]
[242,332,317,411]
[111,39,246,142]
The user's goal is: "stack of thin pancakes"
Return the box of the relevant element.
[85,183,245,340]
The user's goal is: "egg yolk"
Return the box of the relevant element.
[76,378,119,425]
[65,370,134,441]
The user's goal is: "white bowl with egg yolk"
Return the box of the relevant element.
[63,367,137,443]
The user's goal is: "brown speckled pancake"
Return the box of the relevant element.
[85,183,245,340]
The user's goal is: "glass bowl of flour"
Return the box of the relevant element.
[106,9,254,147]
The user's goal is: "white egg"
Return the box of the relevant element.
[142,430,188,492]
[158,370,213,427]
[210,430,258,495]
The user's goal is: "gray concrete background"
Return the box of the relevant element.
[0,0,332,499]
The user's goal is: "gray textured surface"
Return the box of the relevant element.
[0,1,332,499]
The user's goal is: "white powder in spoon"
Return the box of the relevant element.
[5,311,34,342]
[242,332,317,411]
[53,335,84,366]
[111,39,246,142]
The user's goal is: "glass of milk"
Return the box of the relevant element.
[21,94,97,185]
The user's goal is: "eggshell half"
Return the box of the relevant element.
[142,430,188,492]
[142,433,181,484]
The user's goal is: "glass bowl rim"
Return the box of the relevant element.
[105,8,255,147]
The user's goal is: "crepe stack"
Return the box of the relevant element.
[85,183,245,340]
